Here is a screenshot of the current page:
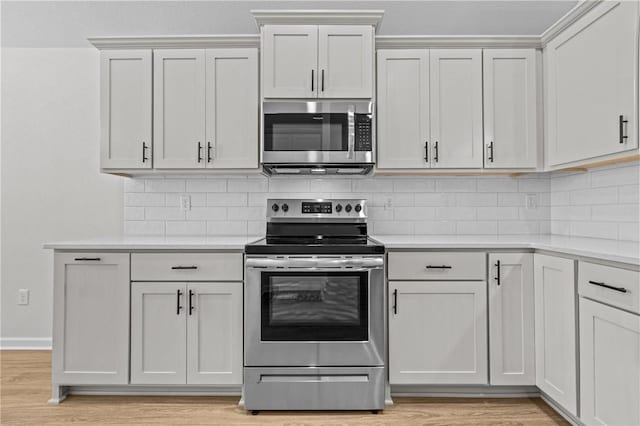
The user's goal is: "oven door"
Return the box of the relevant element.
[262,101,373,164]
[245,256,385,367]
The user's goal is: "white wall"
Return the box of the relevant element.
[124,175,551,237]
[0,48,123,348]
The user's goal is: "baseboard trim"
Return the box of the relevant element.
[390,384,540,398]
[540,393,582,426]
[0,337,52,350]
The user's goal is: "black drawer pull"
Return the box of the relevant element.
[424,141,429,163]
[495,260,501,286]
[171,265,198,270]
[426,265,452,269]
[188,290,195,315]
[74,257,101,261]
[176,289,183,315]
[588,280,627,293]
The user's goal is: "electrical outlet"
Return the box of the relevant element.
[384,196,393,210]
[18,289,29,305]
[526,194,538,210]
[179,195,191,212]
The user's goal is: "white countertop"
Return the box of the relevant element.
[43,236,261,251]
[44,234,640,266]
[372,235,640,266]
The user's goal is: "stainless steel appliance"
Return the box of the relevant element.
[243,198,385,412]
[262,101,374,175]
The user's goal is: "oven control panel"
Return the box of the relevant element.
[267,199,366,221]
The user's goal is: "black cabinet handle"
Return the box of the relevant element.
[321,69,325,92]
[74,257,101,261]
[207,142,212,163]
[392,289,398,315]
[311,69,314,92]
[619,115,628,144]
[188,290,195,315]
[434,141,439,163]
[495,260,501,286]
[176,289,183,315]
[488,141,494,163]
[426,265,452,269]
[142,141,149,163]
[197,142,203,163]
[424,141,429,163]
[588,280,627,293]
[171,265,198,270]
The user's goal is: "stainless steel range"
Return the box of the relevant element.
[243,198,385,413]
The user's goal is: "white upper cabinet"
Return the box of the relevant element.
[154,49,206,169]
[376,50,430,169]
[262,25,373,99]
[483,49,538,169]
[488,253,535,386]
[534,254,577,416]
[317,26,373,98]
[545,1,639,167]
[100,50,152,169]
[205,49,259,169]
[430,49,483,168]
[262,25,318,98]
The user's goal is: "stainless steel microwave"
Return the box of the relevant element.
[262,101,374,175]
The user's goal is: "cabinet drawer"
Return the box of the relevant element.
[388,252,486,280]
[579,261,640,315]
[131,253,242,281]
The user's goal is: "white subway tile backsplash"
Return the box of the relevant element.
[145,179,186,193]
[121,163,637,242]
[186,179,226,193]
[165,221,206,236]
[206,221,247,236]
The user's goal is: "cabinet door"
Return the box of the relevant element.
[154,49,206,169]
[389,281,488,384]
[317,25,373,98]
[488,253,535,385]
[534,254,577,415]
[131,282,187,384]
[483,49,538,169]
[262,25,318,98]
[580,298,640,426]
[53,253,129,385]
[186,282,243,385]
[205,49,259,169]
[546,1,639,166]
[100,50,152,169]
[376,50,430,169]
[430,49,483,168]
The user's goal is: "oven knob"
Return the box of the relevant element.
[271,203,279,212]
[335,204,342,212]
[355,204,362,213]
[282,203,289,212]
[345,204,352,213]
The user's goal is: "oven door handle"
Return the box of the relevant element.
[246,258,384,269]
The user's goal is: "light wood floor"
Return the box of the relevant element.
[1,351,568,425]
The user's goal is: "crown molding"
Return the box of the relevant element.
[251,10,384,30]
[375,35,542,50]
[540,0,602,46]
[88,35,260,50]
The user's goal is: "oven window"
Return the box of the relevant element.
[264,113,348,151]
[261,271,368,341]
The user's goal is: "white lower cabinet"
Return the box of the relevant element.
[533,254,577,416]
[131,281,242,385]
[389,281,488,384]
[579,298,640,426]
[53,253,130,385]
[488,253,535,385]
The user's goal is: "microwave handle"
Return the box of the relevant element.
[347,106,355,159]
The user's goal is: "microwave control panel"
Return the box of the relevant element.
[355,115,372,151]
